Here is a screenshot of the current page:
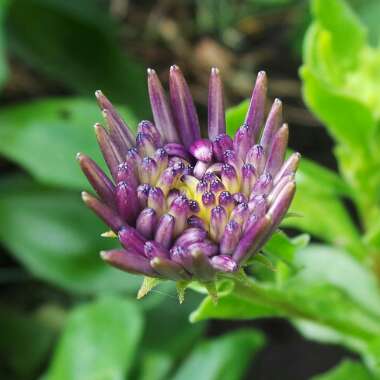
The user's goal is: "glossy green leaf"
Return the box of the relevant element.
[45,296,143,380]
[312,360,373,380]
[170,329,265,380]
[0,177,140,294]
[6,0,148,116]
[0,98,137,190]
[138,352,172,380]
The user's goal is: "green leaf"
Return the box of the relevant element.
[0,177,140,294]
[0,0,9,89]
[138,352,173,380]
[170,329,265,380]
[45,296,143,380]
[6,0,148,116]
[0,97,137,190]
[311,360,373,380]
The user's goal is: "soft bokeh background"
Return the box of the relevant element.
[1,1,380,379]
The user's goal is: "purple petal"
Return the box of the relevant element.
[233,124,252,160]
[174,227,208,247]
[144,241,169,259]
[230,202,250,227]
[252,173,273,196]
[155,213,175,248]
[267,182,296,226]
[150,256,191,280]
[208,67,226,139]
[163,143,191,161]
[136,132,156,157]
[101,249,158,277]
[244,71,267,142]
[187,241,218,257]
[116,182,139,224]
[169,65,201,148]
[139,157,159,185]
[136,208,157,239]
[147,187,166,216]
[241,163,256,197]
[245,145,265,175]
[117,162,138,189]
[260,98,282,153]
[212,133,233,162]
[221,164,239,194]
[211,255,238,272]
[210,206,228,242]
[137,184,151,209]
[169,195,190,236]
[193,161,210,179]
[118,227,146,256]
[274,152,301,184]
[264,124,289,177]
[187,215,207,230]
[220,220,241,255]
[77,153,115,207]
[147,68,180,143]
[81,192,124,232]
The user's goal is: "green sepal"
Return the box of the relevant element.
[137,276,161,300]
[176,280,191,304]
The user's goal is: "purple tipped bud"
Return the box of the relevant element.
[154,148,169,172]
[209,179,225,194]
[205,163,223,176]
[221,164,240,194]
[94,123,123,181]
[274,152,301,184]
[193,160,210,179]
[170,246,194,273]
[233,124,252,160]
[212,133,233,162]
[244,71,267,142]
[248,195,267,219]
[95,90,135,148]
[116,163,138,189]
[101,249,157,277]
[246,145,265,175]
[233,192,248,204]
[148,187,166,216]
[116,182,139,224]
[189,139,213,162]
[163,143,191,161]
[208,67,226,139]
[174,228,208,247]
[81,192,123,232]
[136,208,157,239]
[147,68,180,143]
[187,215,206,230]
[230,202,250,227]
[241,163,256,197]
[218,191,234,212]
[189,199,200,213]
[187,241,218,257]
[267,182,296,226]
[233,215,272,264]
[167,189,181,208]
[252,173,273,195]
[151,256,191,281]
[125,147,141,173]
[155,213,175,248]
[196,180,208,194]
[260,98,282,153]
[268,174,294,204]
[202,191,216,209]
[138,120,162,147]
[223,149,243,174]
[210,206,228,241]
[220,220,241,255]
[265,124,289,176]
[144,241,169,259]
[139,157,159,185]
[136,132,156,157]
[156,168,178,196]
[211,255,238,272]
[118,227,146,256]
[77,153,115,207]
[169,195,190,236]
[169,65,201,148]
[137,184,151,209]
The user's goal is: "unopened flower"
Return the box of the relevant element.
[78,66,299,289]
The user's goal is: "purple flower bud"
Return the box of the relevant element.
[196,180,208,195]
[167,189,181,208]
[139,157,159,185]
[211,255,238,272]
[260,98,282,153]
[136,208,157,239]
[220,220,241,255]
[144,241,169,259]
[125,147,141,174]
[169,65,201,148]
[155,213,175,248]
[244,71,267,142]
[77,153,115,208]
[268,174,294,204]
[209,178,225,194]
[148,187,166,216]
[81,192,124,232]
[137,184,151,209]
[187,215,206,230]
[223,149,243,174]
[252,173,273,196]
[205,163,223,176]
[241,163,256,197]
[138,120,162,147]
[170,246,194,273]
[136,132,156,157]
[174,228,208,247]
[118,227,146,256]
[187,241,218,257]
[210,206,228,241]
[267,182,296,226]
[218,191,234,212]
[248,195,267,219]
[246,145,265,175]
[169,195,190,236]
[212,133,233,162]
[221,164,240,194]
[116,182,139,224]
[202,191,216,209]
[230,202,250,227]
[274,152,301,184]
[147,68,180,143]
[116,162,138,189]
[101,249,157,277]
[154,148,169,172]
[164,143,191,161]
[189,199,200,213]
[208,67,226,140]
[189,139,213,162]
[233,192,248,204]
[265,124,289,176]
[233,124,252,160]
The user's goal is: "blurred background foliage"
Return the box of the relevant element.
[1,0,380,379]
